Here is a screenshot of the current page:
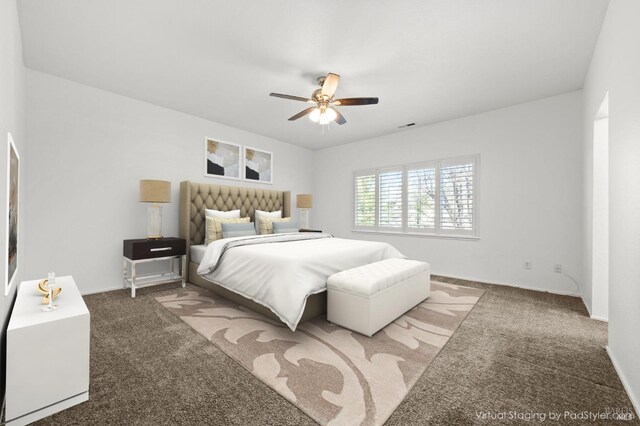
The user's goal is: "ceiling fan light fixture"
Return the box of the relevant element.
[309,108,321,122]
[319,111,332,125]
[271,72,378,126]
[325,107,338,122]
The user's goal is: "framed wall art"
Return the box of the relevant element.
[204,137,241,180]
[5,133,19,295]
[243,146,273,184]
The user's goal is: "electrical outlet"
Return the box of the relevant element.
[554,264,562,273]
[524,260,532,270]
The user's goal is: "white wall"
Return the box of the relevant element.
[314,91,583,295]
[582,0,640,414]
[1,0,27,401]
[24,70,314,294]
[591,114,609,320]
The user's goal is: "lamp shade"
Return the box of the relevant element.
[139,180,171,203]
[296,194,313,209]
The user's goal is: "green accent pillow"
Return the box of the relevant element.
[221,222,257,239]
[272,221,299,234]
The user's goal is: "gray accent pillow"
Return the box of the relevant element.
[272,221,299,234]
[221,222,257,239]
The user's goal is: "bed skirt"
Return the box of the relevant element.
[188,262,327,324]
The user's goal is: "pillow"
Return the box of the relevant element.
[259,217,291,235]
[272,221,299,234]
[254,210,281,233]
[221,222,257,239]
[206,216,250,244]
[205,209,240,243]
[205,208,240,219]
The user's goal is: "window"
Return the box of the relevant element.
[354,173,376,227]
[378,169,403,229]
[354,155,478,236]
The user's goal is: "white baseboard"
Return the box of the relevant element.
[80,281,189,296]
[580,295,608,322]
[80,285,125,296]
[435,273,581,298]
[582,295,593,315]
[606,346,640,418]
[6,392,88,426]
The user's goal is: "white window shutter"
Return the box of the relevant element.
[378,169,403,229]
[439,159,475,234]
[353,155,477,237]
[354,173,376,228]
[407,165,436,230]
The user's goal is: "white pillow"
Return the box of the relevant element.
[205,208,240,219]
[205,209,240,243]
[254,210,281,233]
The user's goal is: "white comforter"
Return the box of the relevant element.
[197,233,404,330]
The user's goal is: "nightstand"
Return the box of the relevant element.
[123,237,186,297]
[299,229,322,233]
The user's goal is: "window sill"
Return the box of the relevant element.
[351,229,480,241]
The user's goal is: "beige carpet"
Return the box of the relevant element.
[156,281,484,426]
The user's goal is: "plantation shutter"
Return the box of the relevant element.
[378,169,403,228]
[439,158,475,233]
[353,155,477,236]
[354,173,377,227]
[407,165,436,230]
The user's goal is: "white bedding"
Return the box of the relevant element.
[197,233,404,330]
[190,244,207,264]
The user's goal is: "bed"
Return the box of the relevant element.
[179,181,404,330]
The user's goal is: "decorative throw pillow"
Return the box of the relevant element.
[259,217,291,235]
[254,210,281,233]
[221,222,257,239]
[206,216,250,244]
[205,208,240,218]
[272,221,299,234]
[205,209,240,243]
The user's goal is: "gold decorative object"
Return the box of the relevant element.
[36,278,62,304]
[37,279,49,295]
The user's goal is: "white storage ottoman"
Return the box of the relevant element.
[327,258,431,337]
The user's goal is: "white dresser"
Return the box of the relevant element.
[6,276,90,426]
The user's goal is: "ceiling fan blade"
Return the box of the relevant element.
[321,73,340,98]
[270,93,313,102]
[334,109,347,125]
[333,97,379,106]
[288,106,317,121]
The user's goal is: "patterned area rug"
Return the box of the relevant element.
[156,281,484,425]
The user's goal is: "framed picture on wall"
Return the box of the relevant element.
[243,147,273,184]
[5,133,19,295]
[204,137,241,180]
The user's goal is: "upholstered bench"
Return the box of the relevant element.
[327,258,431,337]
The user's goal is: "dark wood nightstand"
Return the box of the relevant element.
[299,229,322,233]
[123,237,186,297]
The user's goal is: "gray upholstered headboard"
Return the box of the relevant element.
[179,180,290,254]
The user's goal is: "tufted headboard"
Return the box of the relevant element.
[179,181,290,259]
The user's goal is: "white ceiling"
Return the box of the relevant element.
[18,0,609,150]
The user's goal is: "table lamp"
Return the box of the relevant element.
[296,194,313,230]
[139,179,171,239]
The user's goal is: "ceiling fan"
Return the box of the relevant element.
[269,73,379,125]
